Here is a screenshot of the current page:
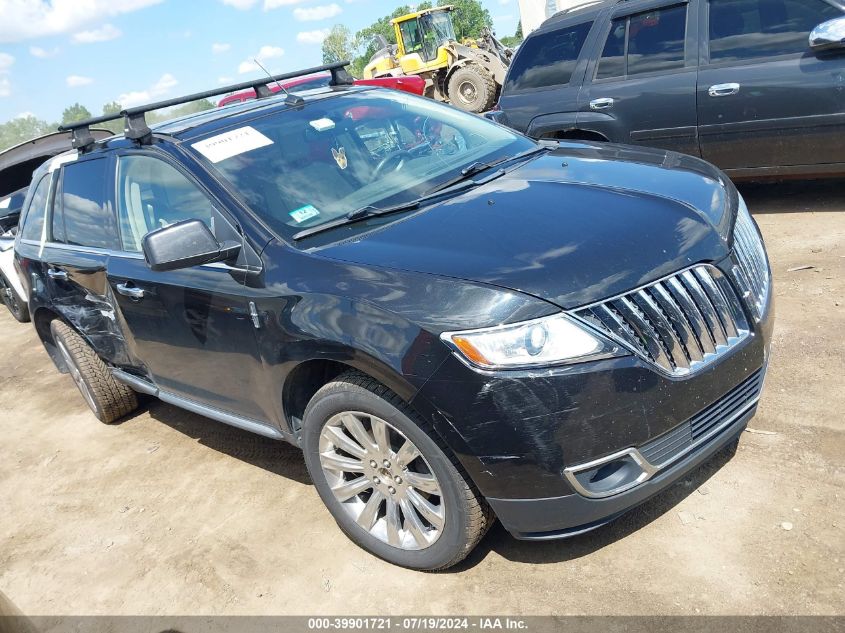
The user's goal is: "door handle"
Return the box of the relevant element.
[116,282,145,300]
[708,83,740,97]
[47,268,68,280]
[590,97,615,110]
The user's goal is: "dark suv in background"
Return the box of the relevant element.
[495,0,845,179]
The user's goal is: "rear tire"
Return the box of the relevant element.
[302,370,492,570]
[50,320,138,424]
[447,65,496,113]
[0,272,29,323]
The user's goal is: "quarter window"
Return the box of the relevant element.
[505,21,593,91]
[59,159,119,250]
[709,0,842,62]
[19,174,52,242]
[596,4,688,79]
[116,155,215,252]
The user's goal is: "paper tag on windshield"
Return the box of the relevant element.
[0,197,9,209]
[309,118,335,132]
[192,126,273,163]
[289,205,320,223]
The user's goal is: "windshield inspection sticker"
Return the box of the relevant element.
[289,205,321,223]
[191,126,273,163]
[309,117,335,132]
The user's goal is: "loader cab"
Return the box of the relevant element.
[395,7,455,71]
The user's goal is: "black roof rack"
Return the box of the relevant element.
[59,61,353,151]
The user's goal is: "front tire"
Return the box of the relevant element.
[302,370,492,570]
[0,272,29,323]
[447,65,496,113]
[50,320,138,424]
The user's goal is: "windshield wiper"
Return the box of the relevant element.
[424,146,549,195]
[292,145,550,241]
[292,199,424,240]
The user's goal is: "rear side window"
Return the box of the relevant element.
[505,21,592,91]
[58,159,119,250]
[709,0,842,62]
[596,4,688,79]
[116,155,214,252]
[20,174,52,242]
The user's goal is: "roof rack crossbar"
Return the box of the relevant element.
[58,61,352,149]
[58,113,123,152]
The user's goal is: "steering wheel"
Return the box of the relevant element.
[373,150,411,179]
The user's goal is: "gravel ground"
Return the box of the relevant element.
[0,180,842,617]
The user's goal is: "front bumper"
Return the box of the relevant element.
[411,262,773,538]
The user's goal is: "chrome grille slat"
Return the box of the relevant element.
[666,277,717,355]
[693,266,739,339]
[575,264,751,377]
[681,269,728,347]
[651,282,705,362]
[731,203,771,322]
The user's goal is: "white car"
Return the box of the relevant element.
[0,189,29,322]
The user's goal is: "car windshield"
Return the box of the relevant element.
[188,89,535,241]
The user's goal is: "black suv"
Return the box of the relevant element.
[15,63,773,570]
[495,0,845,179]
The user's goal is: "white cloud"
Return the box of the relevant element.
[117,73,178,107]
[218,76,234,84]
[237,45,285,74]
[72,23,122,44]
[0,55,13,97]
[212,42,231,54]
[0,53,13,72]
[0,0,163,43]
[220,0,258,8]
[15,111,35,119]
[30,45,59,58]
[293,3,342,21]
[264,0,305,8]
[66,75,94,87]
[296,29,330,44]
[0,77,10,98]
[498,0,511,5]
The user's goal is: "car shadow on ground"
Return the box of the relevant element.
[738,179,845,214]
[126,396,740,571]
[137,397,312,486]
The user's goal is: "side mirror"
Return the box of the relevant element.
[142,219,241,272]
[810,16,845,52]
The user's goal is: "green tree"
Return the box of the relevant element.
[322,24,355,65]
[439,0,491,41]
[61,103,92,126]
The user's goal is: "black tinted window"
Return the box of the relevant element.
[709,0,841,62]
[506,21,592,91]
[628,5,687,74]
[51,176,66,243]
[60,159,119,250]
[596,5,687,79]
[597,19,626,79]
[20,174,52,242]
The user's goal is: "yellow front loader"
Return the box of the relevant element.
[363,6,512,113]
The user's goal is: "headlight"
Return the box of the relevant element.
[440,314,622,370]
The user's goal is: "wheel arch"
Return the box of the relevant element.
[32,306,70,373]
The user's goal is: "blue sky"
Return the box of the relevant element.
[0,0,521,124]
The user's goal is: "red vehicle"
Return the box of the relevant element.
[218,72,425,107]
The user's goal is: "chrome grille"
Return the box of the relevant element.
[732,200,771,322]
[575,265,750,376]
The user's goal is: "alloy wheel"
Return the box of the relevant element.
[318,411,445,550]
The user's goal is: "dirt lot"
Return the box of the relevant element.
[0,181,843,617]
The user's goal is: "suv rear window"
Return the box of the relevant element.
[505,21,592,91]
[709,0,842,62]
[596,4,688,79]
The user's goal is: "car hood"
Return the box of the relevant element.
[315,142,735,309]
